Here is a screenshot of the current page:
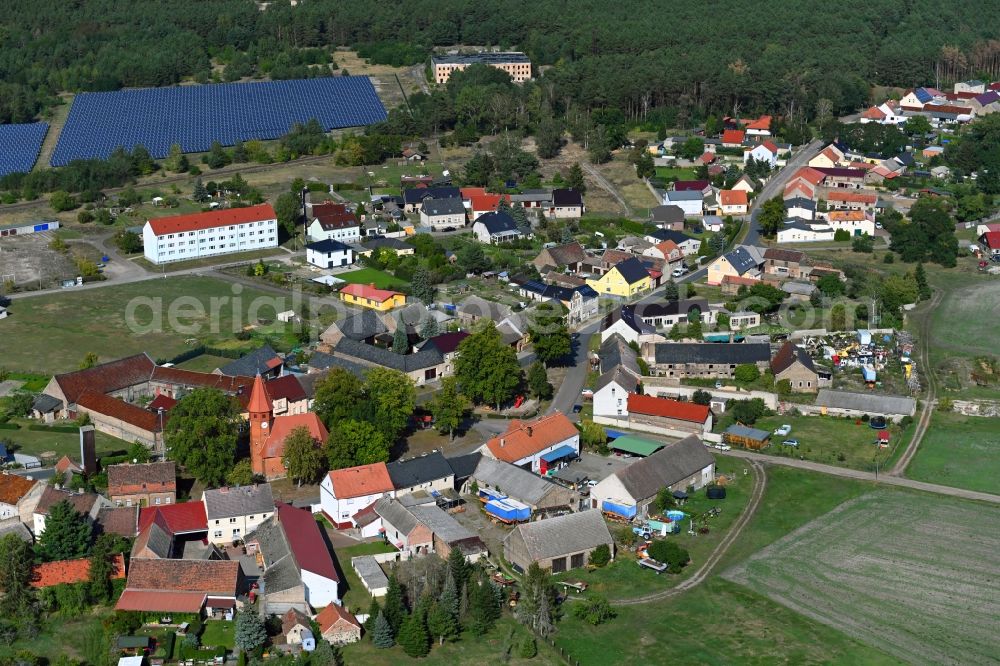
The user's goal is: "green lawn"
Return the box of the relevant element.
[200,620,235,649]
[338,267,410,290]
[134,247,286,272]
[0,609,112,663]
[0,276,284,374]
[335,541,400,613]
[905,410,1000,494]
[654,166,698,181]
[752,413,906,472]
[1,418,130,461]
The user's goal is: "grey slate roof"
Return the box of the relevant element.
[458,295,511,321]
[374,497,419,536]
[505,510,612,561]
[635,299,710,320]
[0,518,33,543]
[600,334,640,375]
[31,394,63,414]
[725,424,771,441]
[410,504,481,545]
[247,514,300,596]
[613,257,651,284]
[421,196,466,217]
[218,344,282,377]
[143,522,173,559]
[613,434,714,501]
[652,342,771,365]
[333,337,443,372]
[338,309,389,341]
[352,555,389,591]
[814,390,916,416]
[403,186,460,205]
[551,188,583,207]
[722,247,760,275]
[306,239,354,254]
[203,484,275,520]
[594,366,640,393]
[303,355,368,381]
[604,305,655,337]
[784,197,816,211]
[471,457,566,507]
[650,205,685,225]
[445,452,481,481]
[781,281,816,296]
[386,451,454,490]
[647,228,694,245]
[664,190,704,202]
[475,211,520,235]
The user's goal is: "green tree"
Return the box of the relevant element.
[88,534,123,604]
[429,376,471,441]
[580,420,607,451]
[419,316,440,340]
[691,389,711,405]
[647,540,690,573]
[516,563,557,637]
[227,459,255,486]
[36,500,92,562]
[127,441,150,463]
[589,543,612,567]
[572,595,616,625]
[663,279,679,301]
[398,607,430,657]
[164,143,184,172]
[519,636,538,658]
[527,361,553,400]
[114,230,142,254]
[852,234,874,253]
[0,534,37,632]
[313,368,367,427]
[365,367,416,442]
[50,191,78,212]
[79,352,99,370]
[535,118,564,159]
[733,364,760,383]
[830,302,847,331]
[426,601,457,646]
[511,202,531,235]
[655,486,676,514]
[834,228,851,241]
[326,419,389,468]
[371,611,395,648]
[392,317,409,355]
[282,425,325,486]
[566,163,586,194]
[529,307,571,366]
[274,192,300,237]
[410,267,436,305]
[468,575,501,636]
[678,136,705,160]
[904,115,932,136]
[914,262,931,300]
[458,243,490,274]
[816,274,845,296]
[455,323,523,410]
[383,575,406,636]
[164,388,241,486]
[192,178,210,202]
[205,141,231,169]
[758,196,786,237]
[439,567,461,620]
[448,546,471,594]
[363,598,382,635]
[234,609,267,653]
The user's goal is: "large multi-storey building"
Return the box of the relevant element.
[142,204,278,264]
[431,52,532,84]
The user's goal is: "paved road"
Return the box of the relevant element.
[548,320,601,420]
[720,449,1000,505]
[747,139,823,245]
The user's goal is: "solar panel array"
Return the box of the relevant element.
[51,77,388,166]
[0,123,49,177]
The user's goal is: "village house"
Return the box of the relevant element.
[131,501,208,559]
[706,246,764,285]
[402,186,460,213]
[600,306,663,346]
[586,257,652,298]
[591,435,715,518]
[721,129,745,147]
[260,375,310,416]
[770,341,819,393]
[320,463,395,529]
[472,211,522,244]
[306,239,354,269]
[814,390,916,421]
[515,281,599,324]
[593,366,641,420]
[823,189,878,212]
[650,204,686,230]
[776,219,835,243]
[547,188,585,218]
[821,210,876,236]
[406,503,488,562]
[328,337,449,385]
[532,241,588,273]
[216,344,284,379]
[385,450,455,496]
[107,461,176,507]
[632,298,719,329]
[202,484,276,545]
[481,412,580,474]
[0,476,45,523]
[503,510,613,574]
[784,197,816,220]
[643,228,701,256]
[32,486,108,536]
[644,342,771,379]
[248,375,329,480]
[338,283,406,311]
[116,559,243,616]
[281,608,316,652]
[467,457,577,514]
[731,174,759,193]
[509,189,552,209]
[315,603,362,645]
[419,197,466,230]
[307,202,360,243]
[596,392,713,438]
[762,248,811,280]
[373,497,433,556]
[719,189,749,216]
[808,144,846,169]
[431,51,532,84]
[355,237,415,258]
[662,189,704,216]
[744,141,779,167]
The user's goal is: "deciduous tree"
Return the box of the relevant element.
[234,609,267,653]
[455,323,523,410]
[326,419,389,468]
[429,377,471,440]
[164,388,241,486]
[282,425,325,486]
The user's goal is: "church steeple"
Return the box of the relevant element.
[248,374,273,476]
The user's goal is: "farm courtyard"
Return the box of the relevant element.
[723,490,1000,666]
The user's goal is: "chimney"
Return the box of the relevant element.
[80,425,97,476]
[527,426,533,437]
[500,438,506,448]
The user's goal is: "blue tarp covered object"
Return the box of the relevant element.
[602,500,637,519]
[604,429,627,439]
[540,444,577,463]
[486,498,531,522]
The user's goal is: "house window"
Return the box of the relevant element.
[571,553,585,568]
[214,531,223,539]
[154,497,161,505]
[551,557,567,573]
[125,499,132,507]
[215,520,220,525]
[232,528,241,537]
[230,517,237,524]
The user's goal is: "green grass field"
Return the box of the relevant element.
[1,419,130,461]
[905,411,1000,494]
[724,490,1000,666]
[334,541,399,612]
[338,267,410,290]
[753,414,905,472]
[0,276,285,374]
[134,247,286,272]
[175,353,234,373]
[654,166,698,181]
[200,620,235,649]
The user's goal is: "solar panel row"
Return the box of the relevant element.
[0,123,49,177]
[51,77,388,167]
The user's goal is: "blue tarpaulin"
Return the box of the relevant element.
[604,429,627,439]
[540,445,577,463]
[602,500,637,519]
[486,498,531,522]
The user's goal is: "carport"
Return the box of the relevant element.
[539,444,578,475]
[610,435,665,458]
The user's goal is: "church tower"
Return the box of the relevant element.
[248,374,273,477]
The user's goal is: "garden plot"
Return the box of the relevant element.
[723,491,1000,666]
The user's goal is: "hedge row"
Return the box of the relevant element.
[0,423,20,430]
[27,424,78,433]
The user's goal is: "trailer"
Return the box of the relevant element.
[602,500,637,521]
[485,498,531,524]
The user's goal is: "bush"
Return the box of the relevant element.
[734,364,761,383]
[518,636,537,659]
[589,543,611,568]
[647,540,690,573]
[833,229,851,241]
[571,595,616,625]
[77,210,94,224]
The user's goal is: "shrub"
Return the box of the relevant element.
[647,540,690,573]
[571,595,616,625]
[834,229,850,241]
[518,636,537,659]
[589,544,611,568]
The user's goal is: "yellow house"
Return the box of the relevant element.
[706,246,763,286]
[586,257,651,298]
[338,283,406,311]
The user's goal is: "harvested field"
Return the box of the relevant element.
[724,491,1000,666]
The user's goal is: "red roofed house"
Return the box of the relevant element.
[248,375,329,480]
[142,203,277,265]
[338,283,406,311]
[745,115,773,136]
[719,189,749,215]
[108,461,176,508]
[620,393,713,437]
[0,475,45,523]
[308,202,361,243]
[132,501,209,559]
[721,129,745,147]
[979,231,1000,256]
[116,559,243,617]
[316,603,362,645]
[320,463,395,529]
[469,193,511,221]
[482,412,580,475]
[824,189,878,212]
[744,141,779,167]
[32,554,125,588]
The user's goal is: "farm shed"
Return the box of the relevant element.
[351,556,389,597]
[723,424,771,450]
[610,435,664,457]
[813,390,916,421]
[503,510,614,574]
[465,457,577,512]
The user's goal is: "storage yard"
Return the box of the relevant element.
[724,490,1000,666]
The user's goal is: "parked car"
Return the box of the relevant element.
[572,404,583,414]
[581,388,594,398]
[774,424,792,436]
[671,266,688,278]
[585,479,598,488]
[782,438,799,447]
[714,443,731,451]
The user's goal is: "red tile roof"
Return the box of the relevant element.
[311,202,357,230]
[469,193,509,213]
[794,167,826,186]
[722,129,745,145]
[149,366,254,394]
[263,413,329,459]
[116,590,207,613]
[146,203,277,236]
[0,475,38,505]
[248,374,272,414]
[861,106,886,119]
[327,463,394,499]
[275,503,339,581]
[264,375,307,404]
[316,603,361,633]
[815,167,866,179]
[761,140,779,154]
[148,394,177,411]
[108,461,176,497]
[53,353,156,405]
[746,115,772,131]
[485,412,579,463]
[123,558,241,595]
[825,190,877,204]
[720,190,748,207]
[981,231,1000,249]
[54,455,82,475]
[627,394,710,423]
[77,391,163,432]
[340,283,403,303]
[137,501,207,535]
[32,554,125,588]
[673,180,710,192]
[35,486,101,515]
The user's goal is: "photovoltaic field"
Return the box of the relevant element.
[50,77,387,166]
[724,491,1000,666]
[0,122,49,176]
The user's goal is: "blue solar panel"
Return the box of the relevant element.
[0,123,49,177]
[51,77,388,166]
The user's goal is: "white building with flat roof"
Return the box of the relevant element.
[142,204,277,265]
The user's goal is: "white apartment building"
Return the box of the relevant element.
[142,203,278,264]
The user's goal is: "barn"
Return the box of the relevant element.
[723,424,771,450]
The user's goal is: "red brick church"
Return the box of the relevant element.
[249,375,328,480]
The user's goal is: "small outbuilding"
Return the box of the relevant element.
[503,510,613,574]
[723,424,771,450]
